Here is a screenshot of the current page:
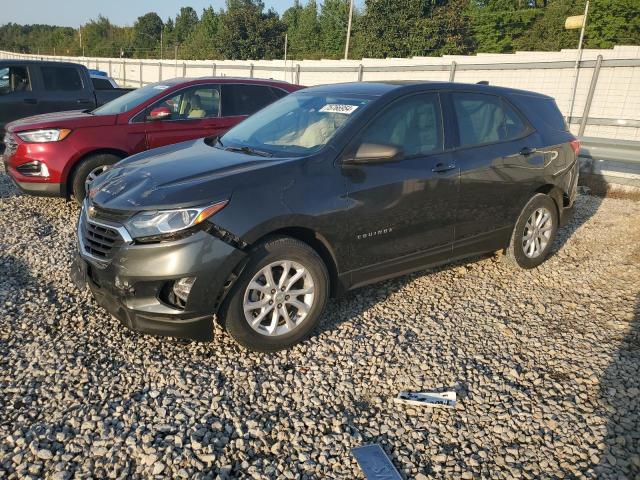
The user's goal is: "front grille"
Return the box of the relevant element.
[3,133,17,158]
[91,204,132,223]
[81,219,123,259]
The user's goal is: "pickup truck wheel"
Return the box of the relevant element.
[219,236,329,352]
[504,193,558,269]
[71,153,120,204]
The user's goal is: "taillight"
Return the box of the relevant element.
[569,139,580,155]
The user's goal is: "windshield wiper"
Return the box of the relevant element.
[225,146,273,158]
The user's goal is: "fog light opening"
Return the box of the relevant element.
[16,160,50,178]
[170,276,196,309]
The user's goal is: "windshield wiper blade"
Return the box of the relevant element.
[225,146,273,157]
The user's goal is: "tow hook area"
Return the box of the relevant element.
[114,276,135,295]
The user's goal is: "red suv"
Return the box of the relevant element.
[3,77,303,202]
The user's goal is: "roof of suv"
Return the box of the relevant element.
[302,81,553,99]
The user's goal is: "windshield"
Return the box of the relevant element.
[92,83,173,115]
[219,93,372,157]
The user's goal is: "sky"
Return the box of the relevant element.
[2,0,364,28]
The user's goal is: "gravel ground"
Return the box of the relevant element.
[0,162,639,480]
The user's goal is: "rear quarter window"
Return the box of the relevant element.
[514,95,568,132]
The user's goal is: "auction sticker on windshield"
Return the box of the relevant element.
[319,104,359,114]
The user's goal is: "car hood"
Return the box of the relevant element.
[7,110,117,132]
[89,138,294,211]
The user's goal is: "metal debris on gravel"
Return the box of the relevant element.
[0,162,639,479]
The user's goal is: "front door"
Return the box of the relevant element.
[342,92,459,285]
[144,84,233,149]
[0,65,39,132]
[38,65,93,113]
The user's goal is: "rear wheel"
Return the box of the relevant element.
[505,193,558,269]
[71,153,120,204]
[219,236,329,352]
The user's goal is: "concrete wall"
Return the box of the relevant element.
[2,46,639,140]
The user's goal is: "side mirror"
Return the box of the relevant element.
[343,143,403,166]
[147,106,171,121]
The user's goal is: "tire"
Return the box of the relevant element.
[219,236,329,352]
[71,153,120,204]
[505,193,559,269]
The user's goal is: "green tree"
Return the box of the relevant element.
[471,0,541,53]
[132,12,163,57]
[585,0,640,48]
[182,7,220,59]
[319,0,350,59]
[288,0,321,58]
[216,0,285,60]
[514,0,582,51]
[174,6,200,44]
[359,0,437,58]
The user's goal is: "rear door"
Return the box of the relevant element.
[450,91,539,256]
[0,64,39,131]
[144,84,227,149]
[37,65,94,113]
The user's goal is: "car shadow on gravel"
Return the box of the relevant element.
[594,294,640,477]
[548,193,603,260]
[314,253,494,340]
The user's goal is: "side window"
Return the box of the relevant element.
[146,85,221,121]
[452,92,526,147]
[41,67,83,91]
[0,66,31,95]
[269,87,289,100]
[91,77,113,90]
[221,84,278,117]
[359,93,443,157]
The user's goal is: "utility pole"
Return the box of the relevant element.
[160,29,163,60]
[284,33,288,82]
[175,45,178,77]
[79,26,84,56]
[344,0,354,60]
[566,0,590,124]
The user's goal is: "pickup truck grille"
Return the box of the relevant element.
[3,133,17,158]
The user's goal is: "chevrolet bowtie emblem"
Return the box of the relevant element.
[87,205,96,218]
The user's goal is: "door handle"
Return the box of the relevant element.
[432,163,456,173]
[520,147,536,156]
[23,98,38,104]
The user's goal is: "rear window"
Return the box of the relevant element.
[42,66,83,91]
[91,77,113,90]
[221,84,282,117]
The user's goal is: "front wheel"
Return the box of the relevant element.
[71,153,120,204]
[505,193,559,269]
[219,237,329,352]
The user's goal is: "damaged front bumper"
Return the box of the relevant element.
[73,213,247,341]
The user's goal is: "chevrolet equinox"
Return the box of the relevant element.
[72,81,579,351]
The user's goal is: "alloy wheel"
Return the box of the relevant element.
[522,207,553,258]
[243,260,315,336]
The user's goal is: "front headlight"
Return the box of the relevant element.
[124,201,228,240]
[17,128,72,143]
